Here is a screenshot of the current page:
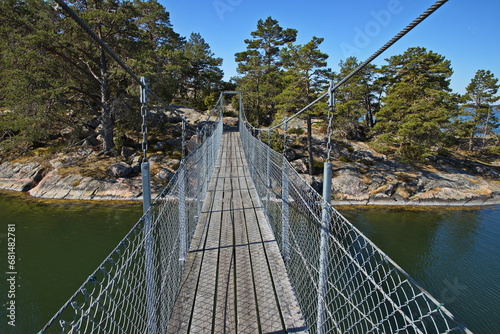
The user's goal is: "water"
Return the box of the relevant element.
[0,193,498,333]
[0,193,142,333]
[340,206,500,334]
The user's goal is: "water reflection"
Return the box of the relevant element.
[0,193,142,333]
[339,205,499,333]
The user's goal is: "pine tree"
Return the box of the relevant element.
[334,57,379,140]
[235,17,297,125]
[374,47,458,161]
[182,33,223,108]
[461,69,499,151]
[0,0,68,150]
[278,36,331,174]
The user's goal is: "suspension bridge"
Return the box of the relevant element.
[39,92,471,334]
[38,0,474,333]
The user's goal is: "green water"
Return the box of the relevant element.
[0,193,498,333]
[340,206,500,334]
[0,193,142,333]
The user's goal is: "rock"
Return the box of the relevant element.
[106,162,133,178]
[290,158,309,174]
[154,141,167,150]
[284,148,298,162]
[83,134,99,147]
[60,127,75,141]
[331,165,369,200]
[121,146,136,159]
[130,155,142,174]
[367,175,386,191]
[223,117,238,127]
[0,162,47,192]
[28,169,161,200]
[163,158,181,172]
[474,165,500,179]
[187,136,200,153]
[417,172,482,193]
[49,158,64,169]
[166,138,181,147]
[155,168,173,182]
[131,162,141,174]
[351,150,381,162]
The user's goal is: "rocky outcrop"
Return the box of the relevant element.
[0,162,47,192]
[28,169,163,200]
[331,165,369,201]
[0,155,168,200]
[107,162,133,178]
[325,158,500,206]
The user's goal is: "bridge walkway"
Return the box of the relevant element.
[167,129,307,333]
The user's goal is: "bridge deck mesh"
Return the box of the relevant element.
[240,120,471,334]
[40,113,471,334]
[40,117,222,333]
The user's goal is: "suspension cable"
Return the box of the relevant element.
[246,0,448,131]
[53,0,181,118]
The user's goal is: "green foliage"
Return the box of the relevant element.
[486,145,500,155]
[338,155,353,163]
[276,36,331,116]
[334,57,380,139]
[459,69,500,151]
[373,47,459,161]
[288,127,304,135]
[0,0,224,154]
[234,17,298,125]
[268,131,284,152]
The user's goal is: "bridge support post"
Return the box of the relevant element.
[140,76,157,334]
[265,130,271,218]
[179,166,187,262]
[281,159,290,262]
[317,162,332,334]
[282,119,290,263]
[251,129,257,177]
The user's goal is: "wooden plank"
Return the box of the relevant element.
[233,135,285,333]
[167,137,227,334]
[188,134,228,333]
[212,133,237,332]
[167,130,307,333]
[235,134,307,333]
[231,135,260,333]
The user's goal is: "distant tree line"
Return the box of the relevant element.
[234,17,499,163]
[1,6,498,164]
[0,0,226,154]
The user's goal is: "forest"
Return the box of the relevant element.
[1,0,499,166]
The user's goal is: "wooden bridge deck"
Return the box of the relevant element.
[167,129,307,333]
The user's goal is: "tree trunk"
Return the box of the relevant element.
[307,114,315,175]
[100,49,114,153]
[366,110,374,128]
[468,130,474,152]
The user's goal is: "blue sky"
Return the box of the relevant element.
[159,0,500,95]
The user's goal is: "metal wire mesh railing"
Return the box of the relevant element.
[239,119,472,334]
[39,112,223,334]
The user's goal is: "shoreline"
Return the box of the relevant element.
[0,188,143,207]
[1,188,499,210]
